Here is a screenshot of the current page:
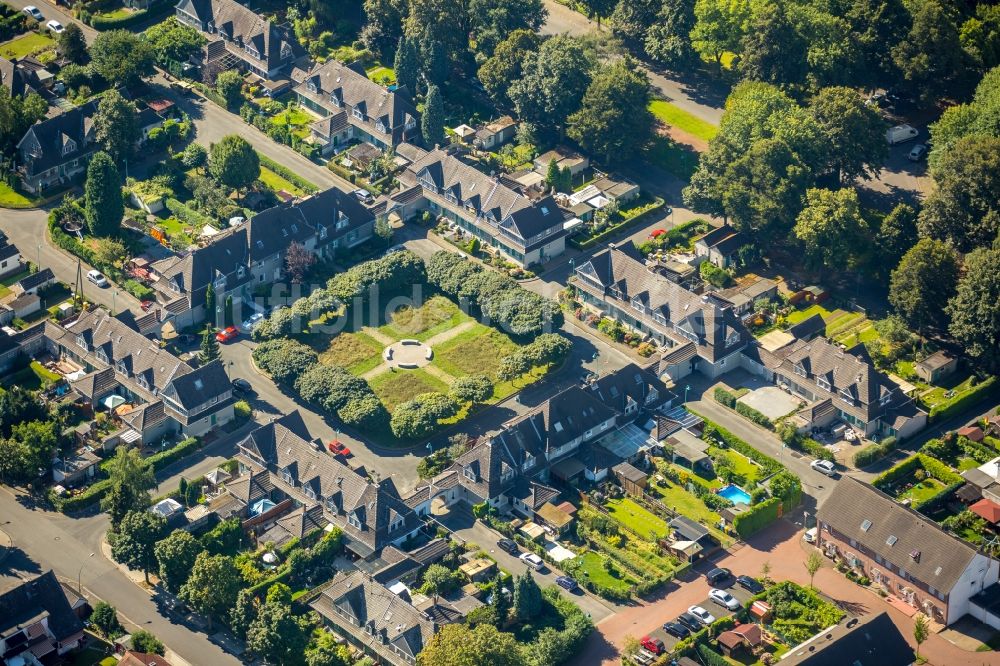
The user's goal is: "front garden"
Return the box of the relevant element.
[251,250,566,444]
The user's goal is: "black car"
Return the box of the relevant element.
[231,377,253,395]
[676,612,702,632]
[497,538,519,555]
[736,575,764,594]
[662,621,690,639]
[706,567,732,585]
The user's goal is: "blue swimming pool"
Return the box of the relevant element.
[718,483,752,505]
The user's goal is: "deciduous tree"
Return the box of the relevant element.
[94,90,139,163]
[285,241,316,283]
[808,86,887,184]
[110,510,167,583]
[215,70,244,109]
[947,245,1000,373]
[509,35,593,140]
[417,624,526,666]
[644,0,698,68]
[889,238,960,334]
[739,3,808,86]
[130,630,165,656]
[246,598,311,666]
[892,0,971,103]
[155,529,204,592]
[180,553,241,629]
[90,30,154,87]
[469,0,546,56]
[209,135,260,194]
[876,203,919,271]
[90,601,122,638]
[143,17,206,64]
[793,188,871,271]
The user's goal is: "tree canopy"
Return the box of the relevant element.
[568,58,654,165]
[889,238,961,334]
[793,188,871,271]
[209,135,260,192]
[417,624,527,666]
[94,90,139,163]
[90,30,154,87]
[947,244,1000,372]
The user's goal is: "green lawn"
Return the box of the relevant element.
[0,181,37,208]
[648,100,718,142]
[95,8,131,19]
[710,446,760,482]
[958,457,981,471]
[897,477,946,504]
[920,374,977,408]
[366,65,397,86]
[604,497,669,540]
[258,165,307,197]
[316,331,384,374]
[379,295,472,341]
[433,324,521,379]
[71,648,117,666]
[0,32,55,59]
[367,367,450,410]
[651,478,723,528]
[270,107,314,128]
[785,303,835,325]
[575,551,636,592]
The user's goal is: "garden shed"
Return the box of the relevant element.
[612,462,648,496]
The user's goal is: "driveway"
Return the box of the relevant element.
[737,386,802,421]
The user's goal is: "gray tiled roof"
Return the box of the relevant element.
[16,101,99,178]
[150,227,250,310]
[0,570,84,642]
[817,476,978,594]
[311,571,437,666]
[176,0,298,73]
[14,268,54,293]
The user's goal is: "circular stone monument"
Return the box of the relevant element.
[383,339,434,369]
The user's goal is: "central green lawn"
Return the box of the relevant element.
[366,65,397,85]
[651,478,722,528]
[0,181,37,208]
[316,331,384,374]
[258,165,306,197]
[920,374,977,408]
[0,32,55,59]
[897,477,945,504]
[785,303,835,325]
[367,367,450,410]
[379,295,471,341]
[270,107,313,127]
[648,100,718,142]
[709,446,760,482]
[96,8,131,19]
[575,551,635,592]
[604,497,669,540]
[433,324,521,379]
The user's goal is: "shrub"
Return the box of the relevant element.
[928,377,998,421]
[853,435,899,467]
[252,339,317,384]
[734,401,772,428]
[732,497,782,538]
[122,279,154,300]
[700,419,783,476]
[449,374,493,403]
[147,436,201,473]
[714,387,737,408]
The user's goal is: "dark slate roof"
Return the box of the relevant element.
[160,360,231,411]
[259,504,329,547]
[402,148,565,248]
[237,413,420,553]
[576,242,749,363]
[119,400,167,432]
[311,571,437,665]
[225,468,273,505]
[787,314,826,341]
[14,268,54,293]
[817,477,978,594]
[16,101,99,177]
[295,59,419,145]
[0,242,20,263]
[0,56,29,96]
[695,224,745,256]
[0,570,85,642]
[501,385,619,455]
[175,0,299,73]
[587,362,671,413]
[150,227,251,309]
[780,611,914,665]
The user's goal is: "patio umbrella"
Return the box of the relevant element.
[101,395,126,410]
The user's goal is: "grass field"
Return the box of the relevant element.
[433,324,521,379]
[368,367,450,410]
[920,374,977,408]
[366,65,397,85]
[0,32,55,59]
[317,331,384,374]
[575,551,636,592]
[651,479,722,527]
[648,100,718,142]
[895,477,946,504]
[605,497,670,540]
[379,295,471,341]
[0,181,37,208]
[710,447,760,482]
[258,165,307,197]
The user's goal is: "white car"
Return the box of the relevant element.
[518,552,544,571]
[709,588,741,611]
[803,527,818,543]
[86,269,109,288]
[811,459,837,477]
[240,312,265,332]
[46,19,65,33]
[23,6,44,20]
[687,605,716,626]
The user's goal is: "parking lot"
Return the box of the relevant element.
[637,571,758,659]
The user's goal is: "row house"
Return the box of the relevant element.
[0,571,86,663]
[817,476,998,626]
[234,413,423,559]
[295,59,420,152]
[392,147,567,267]
[149,188,374,327]
[40,308,234,439]
[575,241,750,380]
[174,0,299,79]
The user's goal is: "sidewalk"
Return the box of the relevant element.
[0,527,11,565]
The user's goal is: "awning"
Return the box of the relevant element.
[102,395,126,410]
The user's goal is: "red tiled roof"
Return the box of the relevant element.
[971,498,1000,524]
[958,426,985,442]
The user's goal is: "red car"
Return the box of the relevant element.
[328,441,351,457]
[640,636,665,655]
[140,300,154,311]
[215,326,239,343]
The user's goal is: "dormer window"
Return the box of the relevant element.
[136,374,149,390]
[524,453,536,470]
[62,139,76,156]
[817,376,830,391]
[237,265,246,279]
[76,334,88,351]
[304,484,316,500]
[319,226,327,239]
[348,511,362,529]
[405,117,416,130]
[281,467,293,485]
[630,297,645,313]
[170,278,180,293]
[653,312,666,325]
[96,347,107,362]
[352,107,364,121]
[463,465,477,482]
[326,496,338,512]
[879,391,892,406]
[726,330,741,346]
[308,80,317,93]
[336,218,348,230]
[501,466,514,483]
[839,388,854,405]
[329,93,341,106]
[793,363,807,378]
[116,360,128,375]
[390,514,405,532]
[376,121,387,134]
[280,42,292,59]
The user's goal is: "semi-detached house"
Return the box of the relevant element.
[15,101,99,194]
[391,146,567,267]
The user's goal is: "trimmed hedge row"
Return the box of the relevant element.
[700,420,783,477]
[714,387,736,407]
[852,435,899,468]
[148,436,202,472]
[735,401,772,428]
[567,197,666,250]
[90,1,172,29]
[928,376,998,422]
[258,153,319,194]
[732,497,782,538]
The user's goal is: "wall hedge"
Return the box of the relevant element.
[148,436,202,473]
[714,387,736,408]
[734,401,772,428]
[90,1,172,29]
[49,478,111,512]
[852,435,899,468]
[700,419,783,477]
[732,497,782,538]
[258,153,319,194]
[928,376,998,422]
[567,197,666,250]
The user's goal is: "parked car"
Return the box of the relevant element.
[811,459,837,477]
[86,270,108,287]
[886,124,919,145]
[706,567,731,585]
[497,538,519,555]
[736,575,764,594]
[519,552,544,571]
[908,144,928,161]
[328,441,351,457]
[709,588,741,611]
[231,378,253,395]
[662,621,690,639]
[241,312,265,332]
[46,19,64,33]
[803,527,818,543]
[384,245,406,255]
[676,612,703,632]
[688,605,716,625]
[640,636,665,656]
[351,188,374,204]
[215,326,239,343]
[23,5,44,20]
[555,576,578,592]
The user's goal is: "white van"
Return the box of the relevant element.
[886,124,919,145]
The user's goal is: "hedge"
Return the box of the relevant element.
[699,419,783,477]
[90,1,172,29]
[257,153,319,194]
[873,453,962,490]
[568,197,666,250]
[714,387,736,408]
[50,478,112,512]
[732,497,782,538]
[853,435,899,468]
[696,645,730,666]
[928,376,999,422]
[735,401,772,428]
[148,436,202,473]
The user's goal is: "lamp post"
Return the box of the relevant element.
[36,243,41,272]
[112,290,117,315]
[684,384,690,404]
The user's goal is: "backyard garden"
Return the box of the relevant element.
[872,453,964,512]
